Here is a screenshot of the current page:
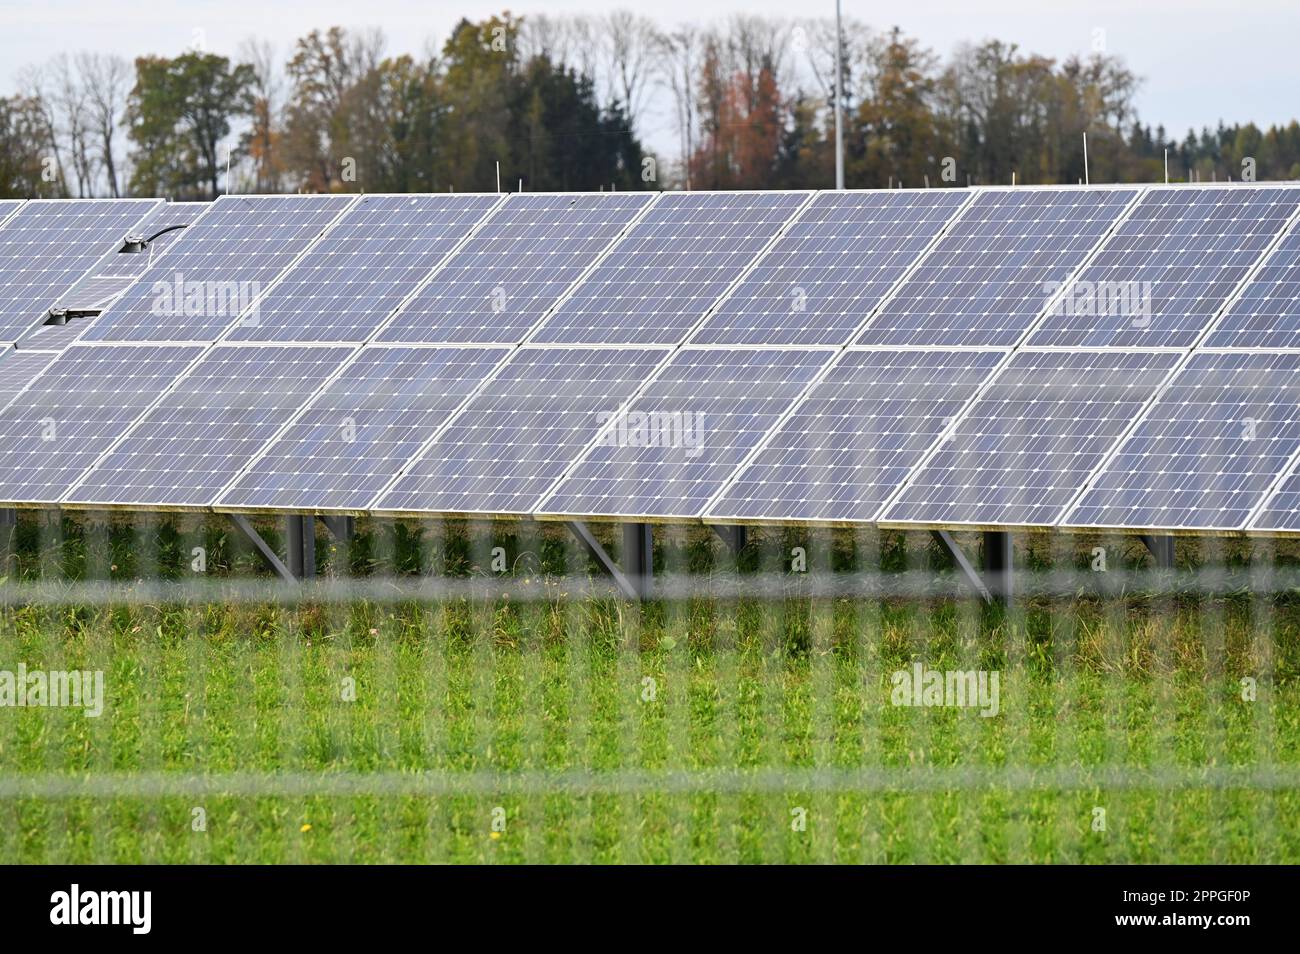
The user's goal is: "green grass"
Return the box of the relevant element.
[1,516,1298,863]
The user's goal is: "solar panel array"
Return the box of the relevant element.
[226,194,501,343]
[64,344,356,508]
[21,201,209,351]
[0,199,160,345]
[1028,186,1300,348]
[82,194,354,342]
[1204,215,1300,348]
[1063,351,1300,531]
[2,184,1300,538]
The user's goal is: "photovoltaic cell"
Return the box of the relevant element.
[22,202,209,351]
[82,194,353,343]
[374,346,667,515]
[1064,351,1300,531]
[226,194,501,343]
[0,344,202,505]
[691,190,969,346]
[0,349,56,410]
[65,344,354,508]
[1203,216,1300,348]
[531,191,809,345]
[538,348,832,520]
[706,349,1002,524]
[857,188,1137,347]
[217,345,510,511]
[1028,186,1300,348]
[884,350,1180,528]
[379,193,655,344]
[0,199,160,344]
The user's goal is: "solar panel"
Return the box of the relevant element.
[1028,186,1300,348]
[0,344,202,505]
[883,350,1181,528]
[64,344,355,508]
[373,345,668,516]
[217,345,511,512]
[0,199,160,344]
[81,194,354,343]
[1247,461,1300,533]
[22,202,209,351]
[537,347,832,520]
[856,188,1137,347]
[225,194,501,343]
[1063,351,1300,531]
[705,349,1002,524]
[378,193,655,345]
[0,349,56,411]
[1203,215,1300,348]
[690,190,969,346]
[531,191,810,345]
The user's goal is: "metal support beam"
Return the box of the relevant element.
[712,524,747,555]
[983,531,1013,605]
[229,514,294,583]
[930,530,993,604]
[0,508,15,528]
[567,521,639,600]
[287,514,316,580]
[623,523,653,600]
[1139,534,1175,568]
[321,514,355,541]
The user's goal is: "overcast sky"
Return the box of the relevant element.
[4,0,1296,157]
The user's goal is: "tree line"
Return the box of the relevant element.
[3,11,1298,199]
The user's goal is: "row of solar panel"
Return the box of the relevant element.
[6,185,1300,352]
[1,184,1300,536]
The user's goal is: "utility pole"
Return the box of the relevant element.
[834,0,844,190]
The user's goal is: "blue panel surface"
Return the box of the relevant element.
[531,192,809,345]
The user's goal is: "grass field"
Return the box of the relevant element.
[1,514,1299,863]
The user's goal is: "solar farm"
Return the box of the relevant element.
[3,184,1300,864]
